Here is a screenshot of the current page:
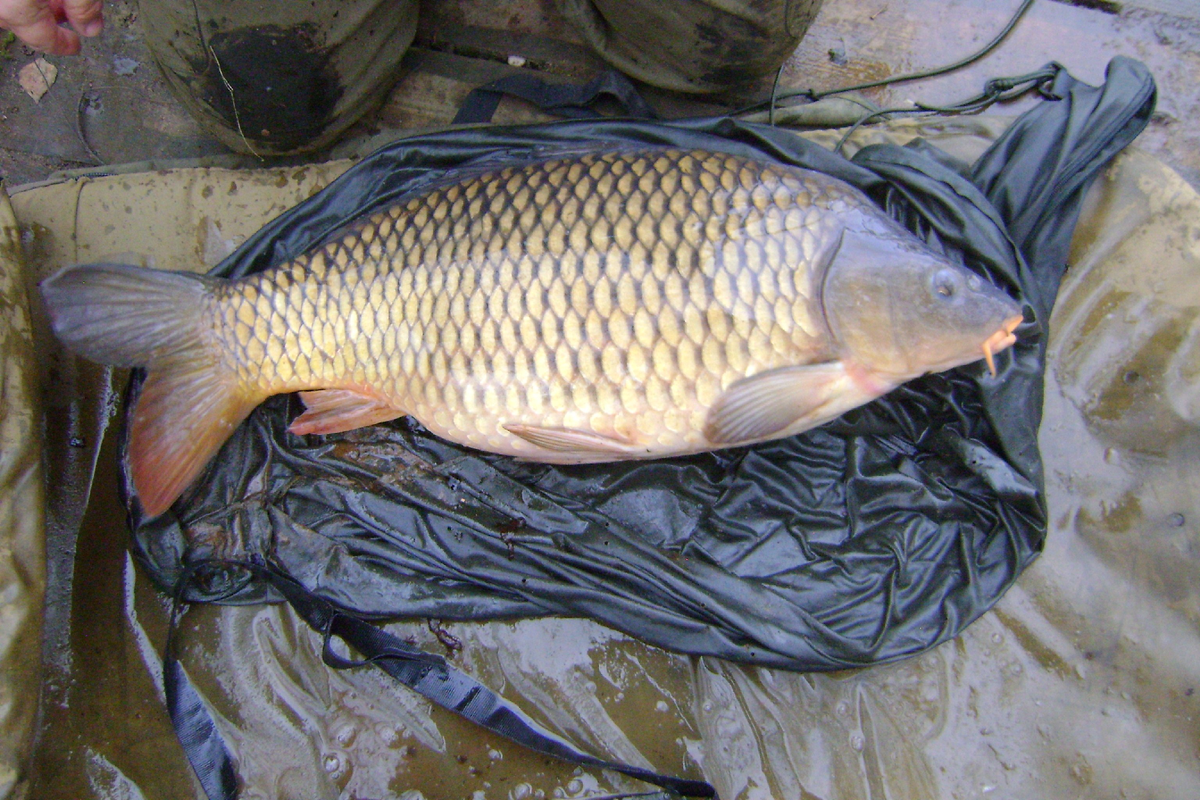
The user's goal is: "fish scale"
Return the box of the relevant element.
[212,149,845,456]
[41,147,1022,517]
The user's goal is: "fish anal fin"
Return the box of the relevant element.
[131,359,260,518]
[704,363,847,445]
[503,423,643,459]
[289,389,405,436]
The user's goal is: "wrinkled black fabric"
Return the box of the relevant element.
[125,57,1154,671]
[452,69,657,124]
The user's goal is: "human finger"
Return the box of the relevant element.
[59,0,101,37]
[3,5,82,55]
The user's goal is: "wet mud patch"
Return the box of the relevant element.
[195,24,344,153]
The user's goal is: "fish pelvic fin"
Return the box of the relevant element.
[40,263,261,517]
[503,423,646,459]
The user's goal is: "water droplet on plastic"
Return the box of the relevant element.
[850,733,865,751]
[566,779,583,794]
[991,632,1003,644]
[511,783,533,800]
[702,701,714,713]
[322,751,347,778]
[335,724,356,746]
[835,701,850,717]
[489,748,503,761]
[1168,512,1185,528]
[655,700,669,712]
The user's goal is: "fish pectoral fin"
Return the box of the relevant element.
[704,363,846,445]
[503,423,643,458]
[289,389,405,436]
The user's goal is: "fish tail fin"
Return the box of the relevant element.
[40,263,263,516]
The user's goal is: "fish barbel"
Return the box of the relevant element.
[41,148,1022,517]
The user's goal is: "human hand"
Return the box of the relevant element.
[0,0,103,55]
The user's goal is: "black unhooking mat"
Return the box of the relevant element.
[123,58,1153,798]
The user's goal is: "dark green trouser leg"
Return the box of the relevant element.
[555,0,824,94]
[141,0,418,156]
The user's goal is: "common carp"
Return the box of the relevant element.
[41,148,1022,518]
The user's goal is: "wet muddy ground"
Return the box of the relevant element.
[0,0,1198,189]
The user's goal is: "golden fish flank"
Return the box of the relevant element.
[219,151,843,449]
[40,148,1022,517]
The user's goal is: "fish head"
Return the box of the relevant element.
[821,226,1023,380]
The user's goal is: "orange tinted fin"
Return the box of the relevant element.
[704,363,846,445]
[289,389,404,435]
[39,263,256,517]
[503,423,645,458]
[131,359,260,517]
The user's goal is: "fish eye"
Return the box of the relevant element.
[931,269,960,300]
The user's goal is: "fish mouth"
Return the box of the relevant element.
[981,314,1023,376]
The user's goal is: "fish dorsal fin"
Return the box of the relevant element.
[704,363,846,445]
[503,423,644,458]
[289,389,405,436]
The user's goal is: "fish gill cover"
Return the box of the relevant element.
[125,58,1153,671]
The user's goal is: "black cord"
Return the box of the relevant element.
[768,65,784,127]
[810,0,1037,101]
[830,63,1062,153]
[739,0,1038,121]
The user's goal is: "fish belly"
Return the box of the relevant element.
[214,149,873,461]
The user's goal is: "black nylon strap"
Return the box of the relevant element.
[163,657,240,800]
[163,566,240,800]
[163,560,717,799]
[263,568,718,799]
[452,69,657,125]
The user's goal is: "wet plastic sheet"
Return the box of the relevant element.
[128,58,1154,673]
[0,189,46,800]
[17,68,1198,800]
